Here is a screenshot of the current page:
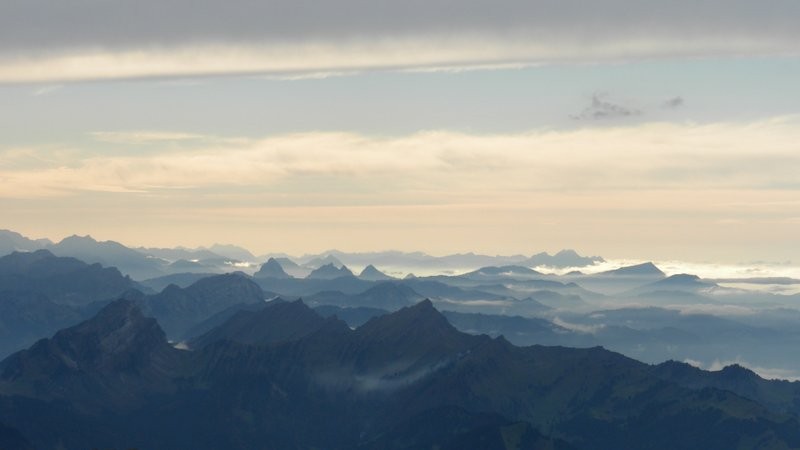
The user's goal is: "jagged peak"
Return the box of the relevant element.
[357,299,453,338]
[255,258,291,278]
[307,263,354,279]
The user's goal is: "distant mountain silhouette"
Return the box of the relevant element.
[358,264,394,281]
[254,258,291,279]
[461,265,543,280]
[631,273,717,294]
[401,278,507,302]
[268,257,310,277]
[526,249,604,268]
[307,263,355,280]
[307,282,423,310]
[0,230,50,257]
[0,250,136,306]
[0,291,86,359]
[137,246,224,262]
[304,254,344,269]
[0,250,141,357]
[600,262,665,277]
[47,235,165,280]
[167,258,212,272]
[2,299,800,449]
[208,243,256,262]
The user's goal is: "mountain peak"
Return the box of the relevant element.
[191,298,329,348]
[307,263,354,280]
[357,299,454,341]
[254,258,291,279]
[602,262,665,276]
[2,299,169,379]
[466,265,541,278]
[60,234,97,244]
[359,264,393,281]
[718,363,758,380]
[665,273,701,282]
[527,249,604,268]
[0,249,57,271]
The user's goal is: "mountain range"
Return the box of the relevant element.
[1,298,799,449]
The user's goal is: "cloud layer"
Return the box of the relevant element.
[2,117,799,198]
[2,118,798,258]
[2,0,799,81]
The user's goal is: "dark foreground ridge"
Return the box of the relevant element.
[1,298,800,449]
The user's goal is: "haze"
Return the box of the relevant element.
[1,0,798,263]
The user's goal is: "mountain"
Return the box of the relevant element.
[0,250,140,357]
[254,257,291,279]
[0,250,137,306]
[314,305,388,328]
[167,258,212,272]
[48,235,165,280]
[191,299,328,348]
[2,300,800,449]
[0,291,86,359]
[137,246,224,262]
[307,282,423,310]
[135,273,267,339]
[600,262,665,277]
[442,310,591,347]
[460,265,543,280]
[527,250,605,268]
[360,405,576,450]
[138,272,215,291]
[207,243,256,262]
[0,422,33,450]
[0,299,185,408]
[653,360,800,416]
[307,263,355,279]
[269,257,310,278]
[401,278,506,302]
[358,264,394,281]
[304,254,344,269]
[0,230,50,257]
[631,273,717,295]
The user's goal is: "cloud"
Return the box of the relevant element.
[553,317,606,334]
[89,131,210,144]
[571,94,642,120]
[1,0,799,82]
[2,116,799,198]
[662,96,685,109]
[31,84,62,96]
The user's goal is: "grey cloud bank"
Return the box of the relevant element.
[3,0,799,51]
[1,0,799,81]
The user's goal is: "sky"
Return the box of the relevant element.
[1,0,798,262]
